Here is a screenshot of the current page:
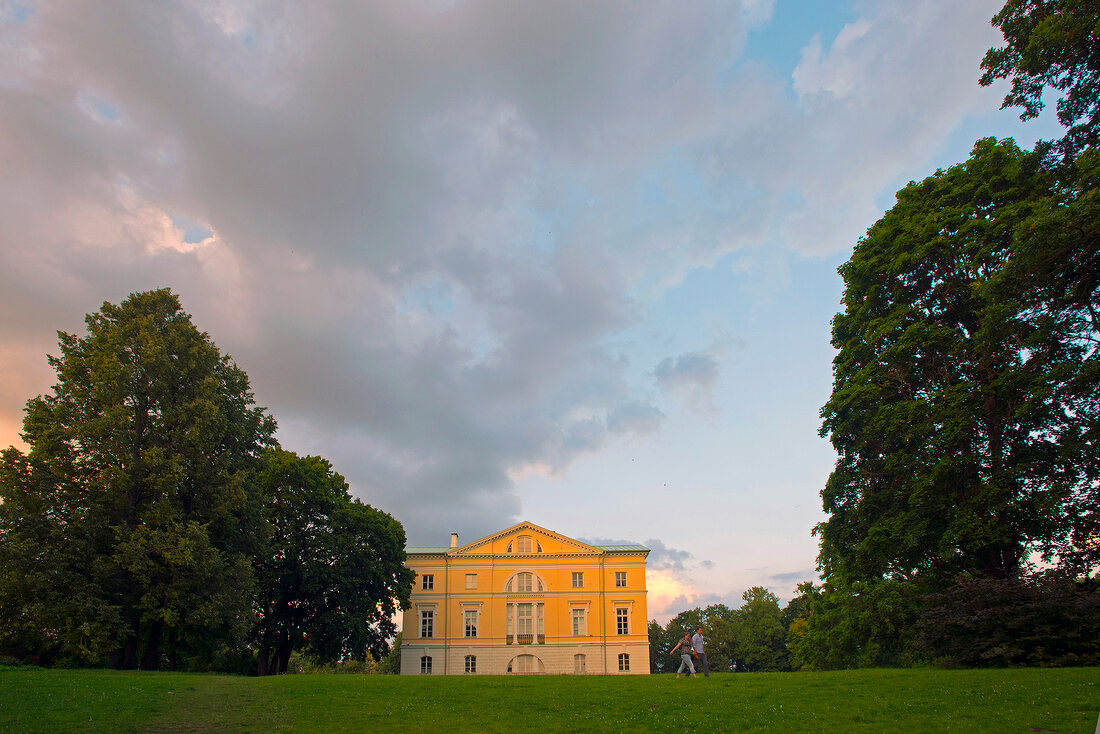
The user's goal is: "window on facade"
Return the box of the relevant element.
[507,541,512,552]
[616,607,629,635]
[572,572,583,588]
[422,574,434,590]
[420,609,434,638]
[615,571,626,587]
[516,603,533,635]
[618,653,630,672]
[464,609,478,638]
[464,655,476,673]
[516,535,532,553]
[505,571,543,593]
[536,541,543,553]
[512,654,537,673]
[420,655,432,674]
[574,654,586,673]
[465,573,476,589]
[572,608,586,636]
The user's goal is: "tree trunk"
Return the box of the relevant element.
[257,648,272,676]
[167,628,178,672]
[140,619,163,671]
[119,635,138,670]
[277,640,293,674]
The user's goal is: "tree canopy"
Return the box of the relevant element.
[818,138,1097,585]
[253,448,413,675]
[648,591,791,673]
[980,0,1100,158]
[0,289,276,668]
[802,0,1100,670]
[0,289,413,672]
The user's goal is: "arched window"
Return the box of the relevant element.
[618,653,630,672]
[516,535,532,553]
[508,654,544,674]
[464,655,476,673]
[574,654,586,673]
[420,655,432,674]
[503,571,545,592]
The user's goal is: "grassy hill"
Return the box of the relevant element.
[1,665,1097,733]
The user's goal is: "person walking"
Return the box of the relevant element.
[691,627,709,677]
[671,632,697,678]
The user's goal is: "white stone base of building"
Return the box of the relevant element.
[400,640,650,675]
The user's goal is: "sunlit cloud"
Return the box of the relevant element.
[0,0,1026,608]
[646,568,702,622]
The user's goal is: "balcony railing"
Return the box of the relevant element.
[506,634,545,645]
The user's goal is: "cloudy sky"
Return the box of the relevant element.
[0,0,1062,622]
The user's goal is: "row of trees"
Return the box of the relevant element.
[803,0,1100,668]
[648,587,798,673]
[0,289,414,673]
[653,572,1100,672]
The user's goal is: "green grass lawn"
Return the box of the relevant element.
[1,666,1097,733]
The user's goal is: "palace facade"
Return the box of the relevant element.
[399,521,650,675]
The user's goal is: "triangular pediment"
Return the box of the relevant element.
[452,521,603,555]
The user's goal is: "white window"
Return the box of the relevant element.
[420,609,434,638]
[464,655,476,673]
[464,609,478,638]
[618,653,630,672]
[572,608,586,636]
[506,571,543,592]
[422,574,434,590]
[516,535,532,553]
[517,603,532,635]
[616,607,628,635]
[465,573,477,589]
[420,655,432,674]
[572,572,583,588]
[615,571,627,587]
[512,654,537,673]
[574,654,586,673]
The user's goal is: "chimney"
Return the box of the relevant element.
[450,532,458,548]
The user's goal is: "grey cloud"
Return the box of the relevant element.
[607,402,665,436]
[578,536,705,574]
[654,351,721,414]
[767,568,819,585]
[642,538,699,572]
[0,0,1011,547]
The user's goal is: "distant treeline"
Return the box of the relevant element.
[652,574,1100,672]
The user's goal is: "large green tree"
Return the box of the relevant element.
[788,579,922,670]
[818,137,1098,585]
[0,289,276,669]
[253,448,413,675]
[980,0,1100,158]
[1005,147,1100,573]
[728,587,788,672]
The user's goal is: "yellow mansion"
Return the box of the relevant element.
[399,521,650,675]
